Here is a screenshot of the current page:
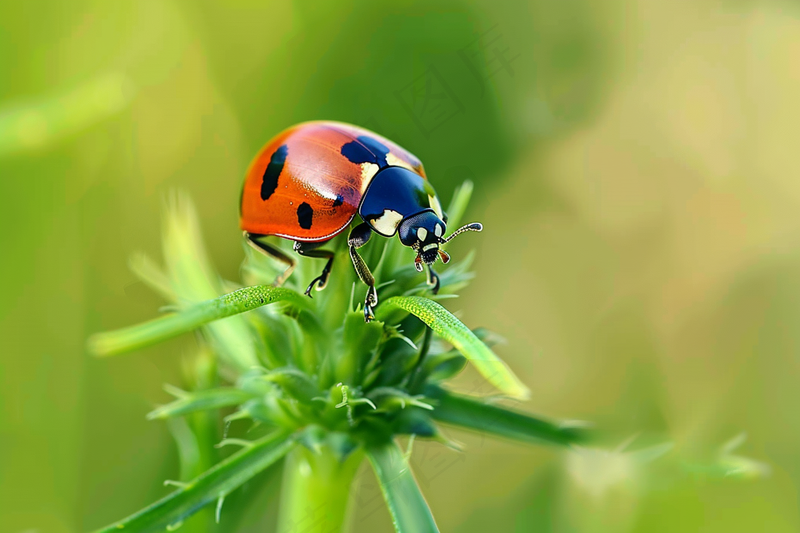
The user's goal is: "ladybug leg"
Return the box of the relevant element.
[244,232,296,286]
[293,241,335,297]
[347,223,378,322]
[425,265,441,294]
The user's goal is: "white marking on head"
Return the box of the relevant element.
[371,209,404,236]
[422,243,438,252]
[417,227,428,242]
[434,223,443,238]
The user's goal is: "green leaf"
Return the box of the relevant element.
[424,353,467,382]
[247,310,294,369]
[261,367,321,403]
[392,409,440,439]
[160,193,260,372]
[425,386,588,446]
[421,328,501,382]
[88,286,305,357]
[337,311,384,385]
[367,387,434,411]
[376,296,530,399]
[366,440,440,533]
[161,193,224,304]
[444,180,474,231]
[129,251,176,303]
[147,388,255,420]
[92,431,295,533]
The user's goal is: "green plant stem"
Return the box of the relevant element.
[277,445,364,533]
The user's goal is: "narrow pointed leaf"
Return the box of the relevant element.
[261,367,321,403]
[422,351,467,382]
[129,251,176,302]
[444,180,474,231]
[366,440,439,533]
[426,386,588,446]
[147,388,256,420]
[368,387,434,411]
[92,431,295,533]
[88,286,305,356]
[377,296,530,399]
[166,417,211,487]
[337,311,384,385]
[161,194,261,371]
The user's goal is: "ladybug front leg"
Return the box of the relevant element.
[293,241,335,297]
[347,223,378,322]
[426,265,441,294]
[244,232,296,286]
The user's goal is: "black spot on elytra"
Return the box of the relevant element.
[261,144,288,200]
[297,202,314,229]
[332,194,344,207]
[341,136,389,168]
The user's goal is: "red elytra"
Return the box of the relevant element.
[239,121,426,242]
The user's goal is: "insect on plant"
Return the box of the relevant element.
[87,123,589,533]
[240,121,483,321]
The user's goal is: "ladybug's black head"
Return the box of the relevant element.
[398,211,483,270]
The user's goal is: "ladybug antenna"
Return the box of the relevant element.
[441,222,483,244]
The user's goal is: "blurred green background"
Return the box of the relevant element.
[3,0,800,531]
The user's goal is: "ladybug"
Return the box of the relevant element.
[240,121,482,321]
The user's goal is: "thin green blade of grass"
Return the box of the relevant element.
[366,440,440,533]
[425,386,588,446]
[147,388,256,420]
[91,431,295,533]
[443,180,473,231]
[88,286,305,357]
[166,417,206,484]
[161,194,261,372]
[165,417,215,533]
[129,251,177,302]
[376,296,530,400]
